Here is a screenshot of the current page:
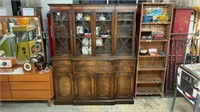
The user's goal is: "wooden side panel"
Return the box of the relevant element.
[10,82,51,90]
[11,91,52,99]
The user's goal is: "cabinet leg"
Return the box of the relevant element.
[48,99,51,107]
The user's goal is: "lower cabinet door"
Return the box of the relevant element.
[95,73,114,100]
[115,73,134,99]
[74,73,94,100]
[54,72,74,100]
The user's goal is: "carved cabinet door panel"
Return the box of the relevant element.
[54,72,74,100]
[74,73,94,100]
[95,73,114,100]
[115,73,134,99]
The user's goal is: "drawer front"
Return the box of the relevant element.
[0,82,10,91]
[52,60,72,66]
[116,60,134,66]
[10,82,51,90]
[0,75,8,81]
[96,67,114,72]
[11,91,52,99]
[95,61,113,66]
[115,66,134,72]
[74,61,95,66]
[0,91,11,99]
[74,67,96,72]
[9,74,50,81]
[53,67,72,72]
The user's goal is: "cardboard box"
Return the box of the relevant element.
[17,39,36,61]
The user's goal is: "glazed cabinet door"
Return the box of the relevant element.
[94,10,114,55]
[54,72,74,100]
[95,73,114,100]
[115,6,137,55]
[73,9,94,56]
[74,73,94,100]
[115,73,134,99]
[51,11,73,56]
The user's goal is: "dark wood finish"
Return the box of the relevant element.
[135,2,174,97]
[95,73,114,100]
[115,73,134,99]
[49,4,137,105]
[54,73,74,100]
[74,73,94,100]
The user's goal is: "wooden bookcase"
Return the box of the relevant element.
[135,2,174,97]
[49,4,137,104]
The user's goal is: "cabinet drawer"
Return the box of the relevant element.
[95,61,113,66]
[116,60,134,66]
[11,90,52,99]
[0,82,10,91]
[74,67,95,72]
[0,91,11,99]
[52,60,72,66]
[10,82,51,90]
[0,75,8,81]
[74,61,95,66]
[96,67,114,72]
[115,66,134,72]
[53,67,72,72]
[9,74,50,81]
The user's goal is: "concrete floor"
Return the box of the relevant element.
[0,97,196,112]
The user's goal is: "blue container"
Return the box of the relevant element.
[143,16,152,23]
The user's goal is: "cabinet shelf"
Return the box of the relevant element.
[142,22,171,25]
[117,36,132,38]
[54,20,69,22]
[75,20,90,22]
[138,65,165,71]
[96,20,112,22]
[140,40,168,42]
[118,19,133,21]
[138,78,163,84]
[136,87,162,95]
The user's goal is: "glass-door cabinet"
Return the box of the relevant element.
[94,8,114,55]
[115,6,137,56]
[73,9,93,56]
[51,10,73,56]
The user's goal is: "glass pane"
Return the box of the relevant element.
[96,12,112,55]
[116,12,134,54]
[75,12,92,55]
[53,12,71,56]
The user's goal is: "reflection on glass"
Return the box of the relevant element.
[0,16,43,64]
